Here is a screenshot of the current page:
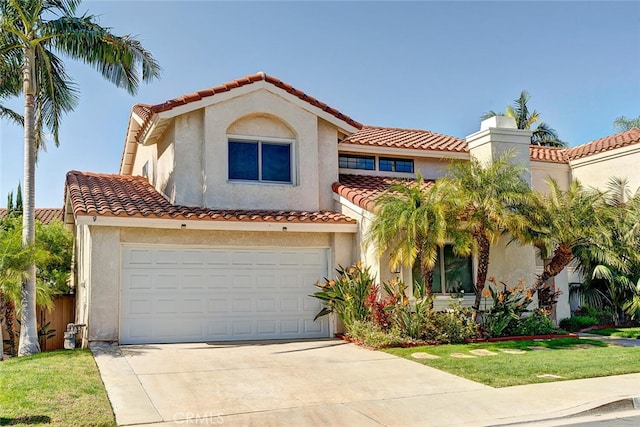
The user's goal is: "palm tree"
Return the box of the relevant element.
[366,174,449,299]
[440,154,531,310]
[516,179,615,295]
[482,91,566,147]
[613,115,640,132]
[0,0,160,355]
[571,178,640,323]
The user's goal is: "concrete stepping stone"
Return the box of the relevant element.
[500,349,527,354]
[528,346,551,351]
[536,374,565,379]
[411,352,440,359]
[450,353,476,358]
[469,349,497,356]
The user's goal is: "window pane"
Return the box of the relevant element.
[396,160,414,173]
[412,252,442,294]
[229,141,258,180]
[339,155,375,170]
[443,245,474,294]
[379,159,393,171]
[262,143,291,182]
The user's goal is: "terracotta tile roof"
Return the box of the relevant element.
[565,128,640,161]
[529,145,568,164]
[332,174,432,212]
[131,72,362,142]
[0,208,63,224]
[340,126,467,153]
[65,171,355,225]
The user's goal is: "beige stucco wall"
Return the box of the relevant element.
[196,89,331,211]
[78,225,354,343]
[318,119,340,210]
[155,122,176,202]
[174,110,205,206]
[531,161,571,193]
[570,145,640,193]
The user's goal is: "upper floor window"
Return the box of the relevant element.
[379,157,414,173]
[228,139,293,184]
[141,161,149,179]
[338,154,375,170]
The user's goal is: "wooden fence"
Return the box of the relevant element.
[38,295,76,351]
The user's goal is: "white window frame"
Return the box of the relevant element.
[227,134,296,185]
[412,245,476,296]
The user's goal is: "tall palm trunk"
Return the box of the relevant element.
[18,48,40,356]
[473,231,491,311]
[5,298,18,356]
[532,244,573,291]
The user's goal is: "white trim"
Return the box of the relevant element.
[569,143,640,168]
[227,135,296,185]
[75,214,358,233]
[338,143,469,160]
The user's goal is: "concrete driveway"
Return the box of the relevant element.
[92,340,640,426]
[92,339,489,426]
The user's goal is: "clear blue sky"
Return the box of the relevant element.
[1,1,639,208]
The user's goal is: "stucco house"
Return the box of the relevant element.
[63,72,640,345]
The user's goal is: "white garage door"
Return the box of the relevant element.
[120,246,330,344]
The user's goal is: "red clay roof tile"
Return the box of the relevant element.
[131,72,362,144]
[529,145,568,164]
[341,126,467,152]
[564,128,640,161]
[0,208,63,224]
[65,171,355,225]
[332,174,432,212]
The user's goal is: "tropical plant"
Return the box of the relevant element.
[570,178,640,324]
[613,115,640,132]
[482,91,566,147]
[515,179,613,294]
[422,304,478,343]
[440,154,531,310]
[0,0,160,355]
[366,174,447,298]
[481,278,533,337]
[311,262,374,330]
[0,223,51,356]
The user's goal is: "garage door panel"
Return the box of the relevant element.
[121,247,330,344]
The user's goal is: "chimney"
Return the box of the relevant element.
[466,116,533,186]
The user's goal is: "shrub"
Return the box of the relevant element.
[347,321,406,349]
[423,304,479,343]
[559,315,599,332]
[574,306,614,325]
[481,278,533,337]
[311,262,373,329]
[511,309,556,336]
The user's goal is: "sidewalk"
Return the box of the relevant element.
[577,332,640,347]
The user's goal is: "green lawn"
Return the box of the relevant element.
[385,338,640,387]
[0,350,115,426]
[588,327,640,339]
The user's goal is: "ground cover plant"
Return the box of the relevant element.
[385,338,640,387]
[0,350,115,426]
[587,327,640,339]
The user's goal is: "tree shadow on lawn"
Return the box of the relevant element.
[0,415,51,425]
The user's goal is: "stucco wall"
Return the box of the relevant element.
[86,226,121,342]
[570,146,640,193]
[174,110,205,206]
[197,89,330,211]
[531,161,571,193]
[318,119,339,210]
[156,122,176,202]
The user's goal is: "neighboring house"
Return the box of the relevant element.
[62,72,640,345]
[0,208,63,224]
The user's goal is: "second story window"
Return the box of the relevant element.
[141,161,149,179]
[339,154,375,170]
[228,139,293,184]
[379,157,414,173]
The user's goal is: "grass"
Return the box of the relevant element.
[587,327,640,339]
[385,338,640,387]
[0,350,115,426]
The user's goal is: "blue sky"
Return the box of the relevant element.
[1,1,639,208]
